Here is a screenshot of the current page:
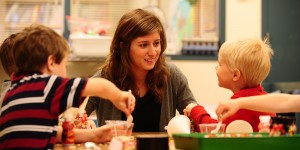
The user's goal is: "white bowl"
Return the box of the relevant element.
[70,34,112,57]
[165,115,191,137]
[226,120,253,133]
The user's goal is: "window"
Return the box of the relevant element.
[0,0,130,42]
[0,0,64,42]
[69,0,130,36]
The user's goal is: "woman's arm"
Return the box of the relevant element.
[216,94,300,121]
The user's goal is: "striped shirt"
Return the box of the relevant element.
[0,73,87,150]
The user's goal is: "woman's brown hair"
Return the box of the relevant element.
[101,9,170,103]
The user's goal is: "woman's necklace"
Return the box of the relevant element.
[136,84,146,98]
[137,88,141,97]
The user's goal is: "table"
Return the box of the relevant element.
[54,132,177,150]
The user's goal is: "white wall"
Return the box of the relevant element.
[226,0,262,40]
[171,60,232,105]
[128,0,151,9]
[171,60,232,118]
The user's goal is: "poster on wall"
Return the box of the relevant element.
[164,0,219,55]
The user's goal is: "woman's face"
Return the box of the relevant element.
[129,32,161,72]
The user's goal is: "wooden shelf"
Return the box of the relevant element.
[6,0,62,3]
[73,0,110,3]
[166,54,218,61]
[68,55,106,62]
[4,24,62,29]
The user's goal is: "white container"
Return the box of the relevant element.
[70,35,112,57]
[165,115,191,137]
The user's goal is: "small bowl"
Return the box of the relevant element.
[165,115,191,137]
[199,123,226,133]
[105,120,134,137]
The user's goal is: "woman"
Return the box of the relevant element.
[85,9,211,132]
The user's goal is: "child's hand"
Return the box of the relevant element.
[87,120,97,129]
[67,125,112,143]
[111,91,136,117]
[183,103,197,117]
[91,125,113,143]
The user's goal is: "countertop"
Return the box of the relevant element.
[54,132,177,150]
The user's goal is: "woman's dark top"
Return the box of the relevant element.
[122,91,161,132]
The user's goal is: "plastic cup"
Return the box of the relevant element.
[199,123,226,133]
[105,120,134,137]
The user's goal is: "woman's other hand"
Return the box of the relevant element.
[215,100,240,121]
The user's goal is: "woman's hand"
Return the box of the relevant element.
[215,100,240,121]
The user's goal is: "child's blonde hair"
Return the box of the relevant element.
[218,38,273,87]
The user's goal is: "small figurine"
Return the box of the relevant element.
[288,123,297,136]
[62,114,75,146]
[258,115,271,133]
[270,123,285,136]
[73,110,89,129]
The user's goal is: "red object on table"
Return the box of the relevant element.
[62,116,75,145]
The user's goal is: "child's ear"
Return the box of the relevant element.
[46,55,55,72]
[232,69,241,81]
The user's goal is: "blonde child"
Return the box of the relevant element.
[185,38,276,132]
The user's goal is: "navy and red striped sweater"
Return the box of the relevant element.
[0,73,87,149]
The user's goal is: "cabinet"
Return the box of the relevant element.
[67,0,130,59]
[68,0,129,36]
[0,0,130,43]
[0,0,64,42]
[262,0,300,83]
[0,0,131,61]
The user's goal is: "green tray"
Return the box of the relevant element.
[173,133,300,150]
